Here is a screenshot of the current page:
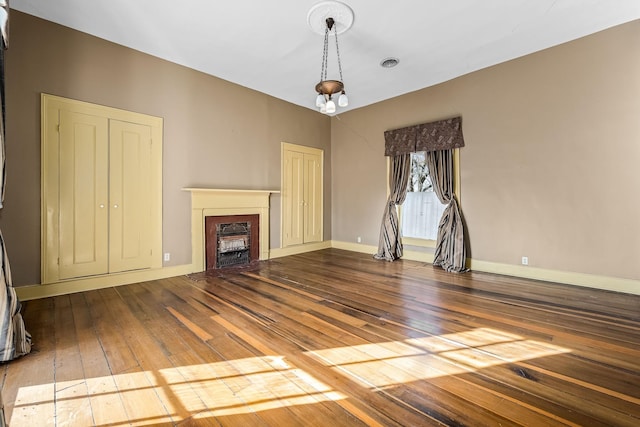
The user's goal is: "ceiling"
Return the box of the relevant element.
[10,0,640,115]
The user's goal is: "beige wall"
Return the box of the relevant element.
[2,10,638,288]
[0,11,331,286]
[332,20,640,282]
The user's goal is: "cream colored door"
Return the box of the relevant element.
[282,149,305,246]
[109,120,153,272]
[281,143,323,247]
[42,94,163,284]
[58,110,109,279]
[303,152,322,243]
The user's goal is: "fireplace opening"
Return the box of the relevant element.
[217,222,250,268]
[205,214,259,270]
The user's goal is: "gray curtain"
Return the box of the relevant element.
[381,116,468,272]
[426,149,468,272]
[0,1,31,362]
[374,154,411,261]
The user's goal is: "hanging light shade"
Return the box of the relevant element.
[338,91,348,107]
[315,18,347,114]
[308,1,353,114]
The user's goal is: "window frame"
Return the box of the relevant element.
[392,149,461,249]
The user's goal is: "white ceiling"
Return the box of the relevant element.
[10,0,640,115]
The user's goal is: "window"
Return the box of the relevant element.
[400,150,460,246]
[401,152,445,242]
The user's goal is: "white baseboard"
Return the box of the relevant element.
[269,241,332,258]
[467,259,640,295]
[330,240,436,264]
[330,240,377,254]
[330,240,640,295]
[15,242,333,301]
[15,264,195,301]
[15,241,639,300]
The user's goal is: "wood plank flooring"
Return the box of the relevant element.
[1,248,639,426]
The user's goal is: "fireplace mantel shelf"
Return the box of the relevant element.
[183,188,280,195]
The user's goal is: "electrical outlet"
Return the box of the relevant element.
[521,256,528,266]
[164,253,170,262]
[357,236,362,243]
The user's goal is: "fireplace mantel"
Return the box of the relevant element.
[184,188,279,272]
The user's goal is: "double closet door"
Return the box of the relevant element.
[42,94,163,283]
[281,142,323,247]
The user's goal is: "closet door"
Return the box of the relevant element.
[58,110,109,279]
[281,143,323,247]
[303,152,322,243]
[109,120,154,273]
[42,94,163,284]
[282,149,305,246]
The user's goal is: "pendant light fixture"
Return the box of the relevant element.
[308,1,354,114]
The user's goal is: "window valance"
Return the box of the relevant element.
[384,116,465,156]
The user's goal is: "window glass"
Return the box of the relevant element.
[401,152,446,241]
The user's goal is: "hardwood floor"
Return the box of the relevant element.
[1,248,639,426]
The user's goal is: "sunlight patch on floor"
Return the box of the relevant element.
[11,355,346,426]
[304,327,571,389]
[10,328,571,426]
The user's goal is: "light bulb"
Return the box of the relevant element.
[338,92,348,107]
[315,94,325,107]
[325,100,336,114]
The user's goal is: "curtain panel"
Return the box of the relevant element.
[0,2,32,362]
[378,116,468,273]
[426,150,468,273]
[0,0,7,203]
[374,154,411,261]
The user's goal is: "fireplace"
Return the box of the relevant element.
[205,214,259,270]
[185,188,278,273]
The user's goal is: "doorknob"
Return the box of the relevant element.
[99,204,105,208]
[113,204,119,208]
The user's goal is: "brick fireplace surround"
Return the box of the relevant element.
[205,214,259,269]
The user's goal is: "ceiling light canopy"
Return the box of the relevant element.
[308,1,354,114]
